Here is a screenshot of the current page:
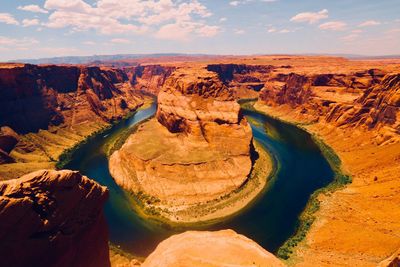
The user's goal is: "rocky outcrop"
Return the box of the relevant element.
[0,64,143,134]
[142,230,285,267]
[0,126,19,163]
[326,74,400,136]
[110,68,255,221]
[207,64,273,83]
[261,73,313,108]
[0,169,110,267]
[126,65,175,94]
[378,248,400,267]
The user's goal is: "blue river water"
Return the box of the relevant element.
[65,101,334,257]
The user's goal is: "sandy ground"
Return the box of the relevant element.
[254,102,400,267]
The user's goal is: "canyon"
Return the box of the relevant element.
[0,55,399,266]
[109,67,271,222]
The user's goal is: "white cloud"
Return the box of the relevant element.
[267,27,276,33]
[22,19,40,27]
[279,29,290,33]
[230,0,277,6]
[0,13,19,25]
[111,38,131,44]
[0,36,39,49]
[234,29,245,34]
[319,21,346,31]
[220,17,227,22]
[42,0,218,40]
[290,9,328,24]
[341,34,359,42]
[156,21,219,41]
[18,5,48,14]
[358,20,381,27]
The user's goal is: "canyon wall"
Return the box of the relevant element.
[258,71,399,143]
[0,169,110,267]
[125,64,175,95]
[0,64,146,179]
[0,64,143,134]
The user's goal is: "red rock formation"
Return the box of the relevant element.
[142,230,285,267]
[0,64,143,134]
[0,126,19,163]
[0,169,110,267]
[207,64,274,83]
[327,74,400,132]
[125,65,175,95]
[109,68,256,221]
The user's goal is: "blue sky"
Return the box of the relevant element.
[0,0,399,61]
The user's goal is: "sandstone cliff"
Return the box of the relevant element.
[0,126,19,164]
[0,64,145,179]
[258,70,399,142]
[142,230,285,267]
[109,68,261,222]
[0,64,143,134]
[126,64,175,95]
[0,169,110,267]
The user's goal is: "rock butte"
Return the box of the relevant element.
[0,169,109,267]
[109,67,260,221]
[142,230,285,267]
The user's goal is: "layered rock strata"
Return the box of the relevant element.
[0,126,19,164]
[0,169,110,267]
[0,64,145,179]
[110,68,257,221]
[127,64,175,95]
[142,230,285,267]
[0,64,142,134]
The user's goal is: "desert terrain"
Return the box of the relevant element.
[0,55,399,267]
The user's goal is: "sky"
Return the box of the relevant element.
[0,0,399,61]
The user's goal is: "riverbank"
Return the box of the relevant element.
[253,101,400,266]
[0,96,153,181]
[111,137,274,225]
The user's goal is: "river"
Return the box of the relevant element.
[64,100,334,257]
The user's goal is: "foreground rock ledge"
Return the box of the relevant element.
[142,230,285,267]
[109,68,271,222]
[0,169,110,267]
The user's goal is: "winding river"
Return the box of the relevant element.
[65,100,334,257]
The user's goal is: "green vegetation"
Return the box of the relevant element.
[55,127,109,169]
[276,134,352,260]
[240,100,352,260]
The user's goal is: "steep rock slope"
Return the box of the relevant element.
[0,64,142,134]
[110,68,257,222]
[0,169,110,267]
[0,64,144,179]
[0,126,19,163]
[126,64,175,94]
[142,230,285,267]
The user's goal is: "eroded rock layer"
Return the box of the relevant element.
[0,169,110,267]
[0,64,142,134]
[0,64,145,179]
[142,230,285,267]
[110,68,254,216]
